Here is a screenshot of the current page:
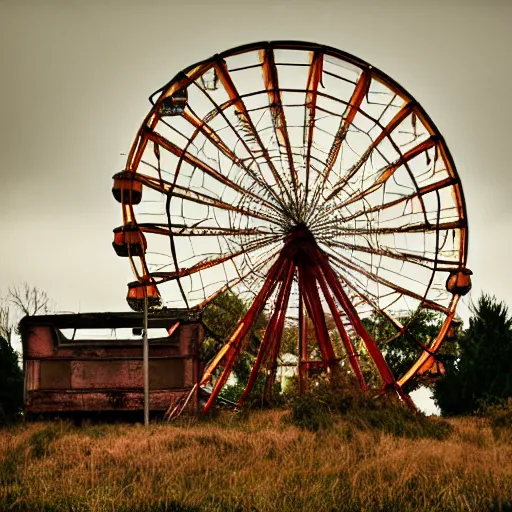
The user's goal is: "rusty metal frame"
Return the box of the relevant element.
[114,41,470,411]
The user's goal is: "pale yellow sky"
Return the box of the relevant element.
[1,0,511,327]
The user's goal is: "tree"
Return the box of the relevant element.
[0,335,24,424]
[201,290,268,382]
[362,310,445,392]
[0,283,51,423]
[0,301,13,348]
[0,283,50,347]
[8,283,50,318]
[280,314,340,357]
[201,291,448,394]
[433,294,512,415]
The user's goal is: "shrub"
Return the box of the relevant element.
[286,374,452,438]
[480,398,512,443]
[0,336,23,425]
[288,392,334,432]
[220,377,284,411]
[434,294,512,415]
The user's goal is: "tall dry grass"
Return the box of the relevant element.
[0,411,511,511]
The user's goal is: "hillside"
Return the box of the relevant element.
[1,410,511,512]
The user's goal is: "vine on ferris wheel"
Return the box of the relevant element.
[112,41,472,414]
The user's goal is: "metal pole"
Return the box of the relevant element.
[143,289,149,426]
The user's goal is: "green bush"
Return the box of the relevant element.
[480,398,512,443]
[0,336,23,425]
[220,376,284,411]
[434,294,512,415]
[219,381,246,404]
[286,375,452,438]
[288,393,333,432]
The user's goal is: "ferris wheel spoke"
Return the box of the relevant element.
[261,48,300,204]
[317,238,459,270]
[324,137,437,213]
[236,250,286,296]
[325,101,416,202]
[182,107,287,212]
[318,219,464,237]
[316,176,458,225]
[326,251,449,314]
[330,253,444,314]
[150,235,280,284]
[337,269,404,332]
[138,223,276,238]
[135,172,279,225]
[333,262,402,322]
[334,268,398,319]
[143,128,278,215]
[194,247,283,310]
[214,60,295,207]
[322,69,372,188]
[304,51,324,210]
[332,269,435,359]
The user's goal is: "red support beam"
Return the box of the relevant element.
[311,245,415,409]
[316,271,367,390]
[201,253,288,414]
[313,246,395,384]
[200,223,416,413]
[263,262,296,400]
[298,278,308,394]
[238,260,295,405]
[298,264,337,372]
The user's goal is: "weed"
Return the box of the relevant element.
[285,377,452,439]
[28,422,70,458]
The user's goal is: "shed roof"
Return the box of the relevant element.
[19,309,202,331]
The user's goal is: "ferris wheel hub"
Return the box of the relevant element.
[284,223,317,250]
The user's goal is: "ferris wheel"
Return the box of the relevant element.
[112,41,471,412]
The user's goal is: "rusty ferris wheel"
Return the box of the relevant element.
[112,41,472,413]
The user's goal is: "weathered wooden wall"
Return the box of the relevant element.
[21,313,203,414]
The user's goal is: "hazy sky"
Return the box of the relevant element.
[1,0,511,318]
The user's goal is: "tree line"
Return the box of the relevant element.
[0,284,50,424]
[203,291,512,416]
[1,284,511,423]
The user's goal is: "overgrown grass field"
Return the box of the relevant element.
[1,407,511,512]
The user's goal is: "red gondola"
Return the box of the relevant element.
[113,224,147,257]
[112,171,143,205]
[446,269,473,296]
[127,280,162,312]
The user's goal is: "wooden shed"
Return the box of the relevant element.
[20,311,203,418]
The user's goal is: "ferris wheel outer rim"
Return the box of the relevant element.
[118,40,470,392]
[133,40,469,266]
